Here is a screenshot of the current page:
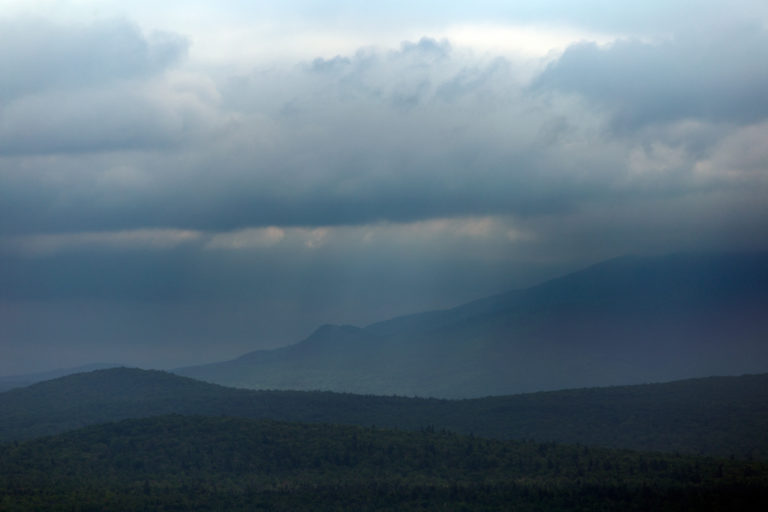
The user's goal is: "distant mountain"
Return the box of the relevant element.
[0,362,121,392]
[5,414,767,512]
[3,367,768,459]
[176,253,768,397]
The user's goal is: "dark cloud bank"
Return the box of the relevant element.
[533,23,768,130]
[1,14,767,373]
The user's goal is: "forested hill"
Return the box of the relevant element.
[3,367,768,459]
[0,363,121,393]
[3,414,767,511]
[176,252,768,397]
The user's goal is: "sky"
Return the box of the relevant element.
[1,1,768,374]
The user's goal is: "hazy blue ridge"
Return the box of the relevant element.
[174,252,768,397]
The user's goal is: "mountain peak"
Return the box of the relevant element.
[296,324,374,352]
[175,252,768,397]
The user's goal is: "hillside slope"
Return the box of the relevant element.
[0,363,120,392]
[177,252,768,397]
[2,367,768,459]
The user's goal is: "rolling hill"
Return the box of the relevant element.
[2,367,768,459]
[175,252,768,397]
[0,362,121,393]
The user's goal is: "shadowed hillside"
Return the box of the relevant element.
[3,367,768,459]
[0,363,121,393]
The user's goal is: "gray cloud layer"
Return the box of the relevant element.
[0,19,196,157]
[533,22,768,130]
[4,22,765,236]
[1,10,767,373]
[0,18,187,102]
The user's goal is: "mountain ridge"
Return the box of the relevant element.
[176,252,768,397]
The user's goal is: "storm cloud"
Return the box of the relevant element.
[1,1,767,373]
[3,28,760,235]
[533,23,768,130]
[0,18,187,100]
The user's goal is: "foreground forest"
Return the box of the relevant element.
[4,368,768,509]
[3,415,768,511]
